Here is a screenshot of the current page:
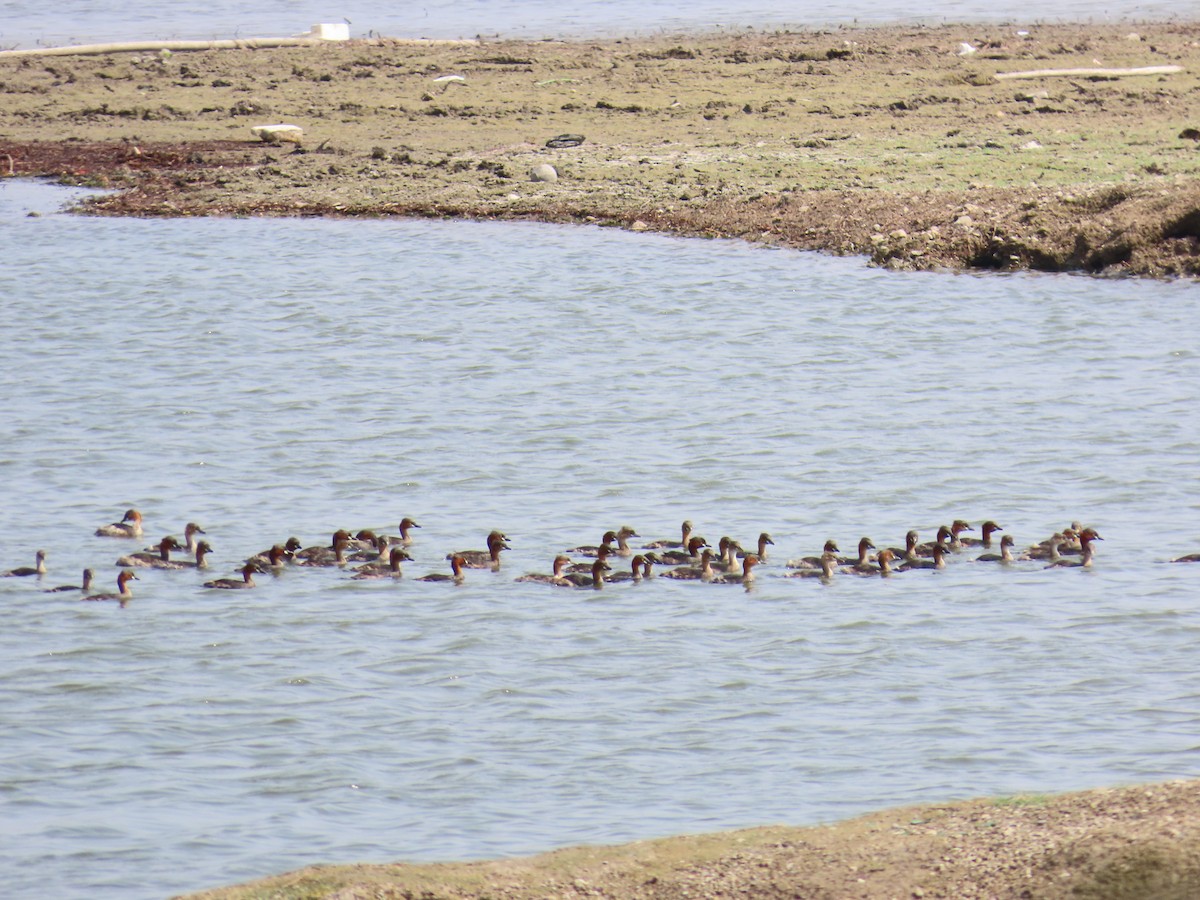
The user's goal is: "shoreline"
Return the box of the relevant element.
[181,777,1200,898]
[3,22,1199,275]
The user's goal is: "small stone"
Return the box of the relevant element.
[530,163,558,183]
[889,229,908,240]
[955,215,974,226]
[250,123,304,145]
[630,220,649,231]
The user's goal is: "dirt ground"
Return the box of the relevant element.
[182,779,1200,899]
[3,23,1200,274]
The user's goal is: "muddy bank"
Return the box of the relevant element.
[180,778,1200,899]
[2,23,1200,274]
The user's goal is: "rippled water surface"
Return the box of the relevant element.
[1,179,1199,899]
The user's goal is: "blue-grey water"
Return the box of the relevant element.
[1,0,1193,48]
[2,177,1200,900]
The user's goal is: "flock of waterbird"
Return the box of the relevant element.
[6,508,1193,606]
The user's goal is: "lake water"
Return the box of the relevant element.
[1,179,1199,898]
[0,0,1191,48]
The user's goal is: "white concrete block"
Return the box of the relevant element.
[309,23,350,41]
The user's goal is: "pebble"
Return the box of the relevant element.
[530,164,558,183]
[546,133,585,149]
[250,124,304,145]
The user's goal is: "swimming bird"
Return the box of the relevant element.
[170,540,213,570]
[608,554,655,583]
[116,536,183,568]
[247,544,291,573]
[737,532,774,561]
[295,530,353,562]
[711,554,759,586]
[292,535,350,571]
[249,537,302,566]
[885,530,921,564]
[656,536,709,565]
[612,525,640,556]
[1045,528,1102,569]
[387,517,421,546]
[844,546,896,577]
[948,519,975,550]
[960,520,1003,548]
[514,555,572,585]
[3,549,47,577]
[565,543,614,573]
[45,568,95,593]
[898,542,950,571]
[643,520,693,550]
[915,526,952,558]
[564,530,618,557]
[787,551,839,580]
[787,540,839,569]
[83,570,138,606]
[351,546,410,579]
[417,555,466,583]
[1054,525,1094,556]
[874,548,897,576]
[659,548,715,581]
[203,564,257,589]
[710,537,745,573]
[95,509,143,538]
[1170,551,1200,563]
[975,534,1016,563]
[148,522,205,555]
[839,536,876,571]
[347,529,381,552]
[348,534,392,562]
[1020,529,1074,561]
[558,558,610,589]
[452,530,510,569]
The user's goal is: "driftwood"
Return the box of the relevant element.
[994,65,1183,81]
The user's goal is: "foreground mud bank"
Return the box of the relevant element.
[181,779,1200,899]
[3,23,1200,275]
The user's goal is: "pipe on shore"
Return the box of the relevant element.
[0,36,477,59]
[994,65,1183,80]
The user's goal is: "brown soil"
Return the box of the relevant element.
[3,23,1200,274]
[181,779,1200,900]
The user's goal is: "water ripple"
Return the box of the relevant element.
[1,182,1200,899]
